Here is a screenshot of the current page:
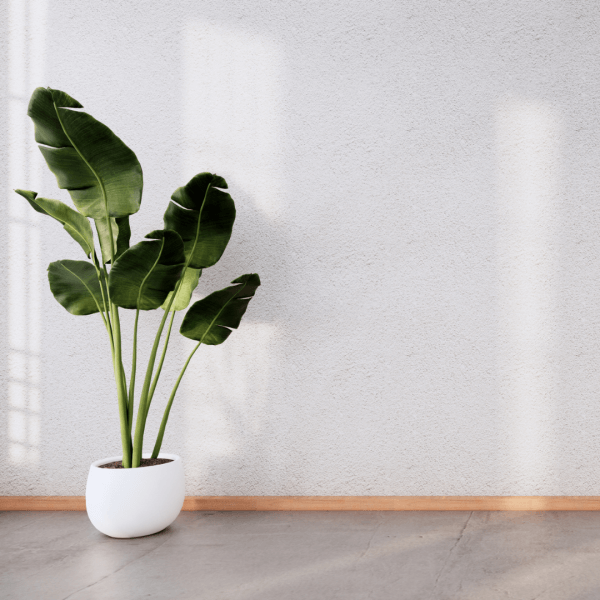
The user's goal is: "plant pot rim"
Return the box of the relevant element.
[90,452,181,470]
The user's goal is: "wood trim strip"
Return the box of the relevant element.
[2,496,600,511]
[0,497,86,511]
[182,496,600,511]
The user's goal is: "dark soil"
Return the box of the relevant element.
[99,458,173,469]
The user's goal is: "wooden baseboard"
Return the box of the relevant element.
[2,496,600,511]
[0,497,86,511]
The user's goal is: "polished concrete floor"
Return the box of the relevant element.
[1,511,600,599]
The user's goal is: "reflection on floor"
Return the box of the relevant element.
[1,511,599,599]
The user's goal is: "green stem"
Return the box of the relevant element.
[152,341,200,458]
[102,245,130,465]
[131,273,185,467]
[131,305,173,466]
[99,206,131,464]
[95,296,115,361]
[92,253,114,348]
[53,101,131,467]
[128,309,140,430]
[111,303,131,467]
[146,310,176,411]
[106,266,130,463]
[98,285,112,337]
[129,188,209,465]
[148,184,213,459]
[93,242,113,331]
[92,220,130,463]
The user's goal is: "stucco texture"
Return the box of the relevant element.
[1,0,600,496]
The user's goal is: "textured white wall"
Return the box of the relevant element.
[1,0,600,496]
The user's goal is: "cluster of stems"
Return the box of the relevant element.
[93,219,199,468]
[37,97,209,468]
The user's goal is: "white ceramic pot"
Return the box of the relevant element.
[86,452,185,538]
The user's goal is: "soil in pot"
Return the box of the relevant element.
[99,458,173,469]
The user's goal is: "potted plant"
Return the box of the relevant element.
[15,87,261,538]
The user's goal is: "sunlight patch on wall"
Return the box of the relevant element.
[181,22,282,220]
[7,0,48,466]
[496,98,560,489]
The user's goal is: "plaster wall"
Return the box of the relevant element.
[1,0,600,495]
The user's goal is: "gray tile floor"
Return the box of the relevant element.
[1,511,600,599]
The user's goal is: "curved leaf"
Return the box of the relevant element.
[109,229,185,310]
[164,172,235,269]
[161,267,201,312]
[48,260,103,315]
[95,216,131,263]
[27,87,142,221]
[15,189,94,257]
[180,273,260,345]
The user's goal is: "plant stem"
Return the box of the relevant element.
[128,309,140,429]
[104,225,131,467]
[131,305,172,467]
[151,341,200,458]
[93,250,113,334]
[95,274,114,355]
[146,310,176,411]
[131,273,184,466]
[90,254,120,429]
[53,99,131,467]
[111,302,131,467]
[146,186,212,458]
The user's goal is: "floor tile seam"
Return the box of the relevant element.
[428,510,473,599]
[355,518,383,563]
[59,532,174,600]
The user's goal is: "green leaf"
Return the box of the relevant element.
[48,260,104,315]
[109,229,185,310]
[95,216,131,263]
[161,267,201,312]
[15,189,95,257]
[180,273,260,345]
[27,87,143,221]
[164,173,235,269]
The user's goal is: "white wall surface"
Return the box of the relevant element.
[1,0,600,496]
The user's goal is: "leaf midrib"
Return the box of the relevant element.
[52,100,117,269]
[135,238,166,310]
[64,225,90,255]
[199,280,250,345]
[162,179,215,314]
[59,262,103,314]
[183,178,214,271]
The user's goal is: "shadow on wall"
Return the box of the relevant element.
[155,22,293,494]
[172,20,289,494]
[2,0,600,495]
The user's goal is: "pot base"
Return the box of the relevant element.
[86,453,185,538]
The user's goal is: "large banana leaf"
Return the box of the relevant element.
[95,216,131,263]
[161,267,201,312]
[164,173,235,269]
[15,189,94,257]
[48,260,104,315]
[27,87,142,222]
[180,274,260,345]
[109,230,185,310]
